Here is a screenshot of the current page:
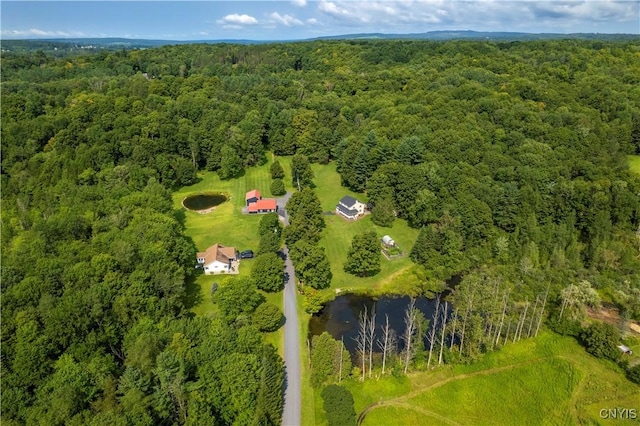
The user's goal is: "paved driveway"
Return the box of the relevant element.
[280,193,301,426]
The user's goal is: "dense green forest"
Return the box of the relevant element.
[2,39,640,423]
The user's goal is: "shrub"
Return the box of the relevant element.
[270,178,286,196]
[579,321,620,361]
[547,314,582,337]
[626,364,640,384]
[321,385,356,426]
[252,302,284,332]
[270,160,285,179]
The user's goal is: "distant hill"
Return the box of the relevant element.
[2,31,638,53]
[311,30,640,41]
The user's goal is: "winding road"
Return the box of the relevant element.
[279,192,301,426]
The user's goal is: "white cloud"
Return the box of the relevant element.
[307,18,319,24]
[318,0,361,21]
[218,13,258,26]
[292,0,307,6]
[313,0,638,32]
[1,28,84,38]
[270,12,304,26]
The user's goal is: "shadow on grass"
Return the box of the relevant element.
[183,271,204,310]
[174,207,187,228]
[278,313,287,330]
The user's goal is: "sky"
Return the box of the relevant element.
[1,0,639,41]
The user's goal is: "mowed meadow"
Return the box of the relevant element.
[342,332,640,426]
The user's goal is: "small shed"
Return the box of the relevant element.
[381,235,395,247]
[617,345,633,355]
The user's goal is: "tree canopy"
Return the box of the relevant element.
[2,37,640,422]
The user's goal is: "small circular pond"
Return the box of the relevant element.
[182,193,228,211]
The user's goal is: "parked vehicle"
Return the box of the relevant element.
[240,250,254,259]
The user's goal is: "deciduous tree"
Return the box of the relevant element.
[344,231,381,277]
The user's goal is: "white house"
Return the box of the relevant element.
[336,195,366,220]
[197,244,237,275]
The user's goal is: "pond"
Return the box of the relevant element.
[182,193,228,211]
[308,294,442,356]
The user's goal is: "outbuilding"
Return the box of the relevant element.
[381,235,395,247]
[617,344,633,355]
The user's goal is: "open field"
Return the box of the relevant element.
[628,155,640,175]
[328,332,640,426]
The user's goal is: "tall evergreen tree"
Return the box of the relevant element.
[270,160,285,179]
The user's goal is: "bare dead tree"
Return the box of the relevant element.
[402,298,418,374]
[486,279,501,341]
[438,301,449,365]
[339,336,344,383]
[504,318,512,345]
[559,296,567,319]
[367,307,376,379]
[377,314,396,375]
[515,300,529,342]
[494,290,509,349]
[519,300,530,341]
[535,283,551,336]
[427,295,440,369]
[449,309,458,351]
[459,294,474,357]
[527,295,540,338]
[355,305,368,381]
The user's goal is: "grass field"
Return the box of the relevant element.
[338,332,640,426]
[629,155,640,176]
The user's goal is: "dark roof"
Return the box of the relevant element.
[246,189,261,201]
[336,203,358,217]
[339,195,357,208]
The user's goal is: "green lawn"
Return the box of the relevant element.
[173,159,283,252]
[173,156,294,346]
[310,162,422,292]
[628,155,640,175]
[352,332,640,426]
